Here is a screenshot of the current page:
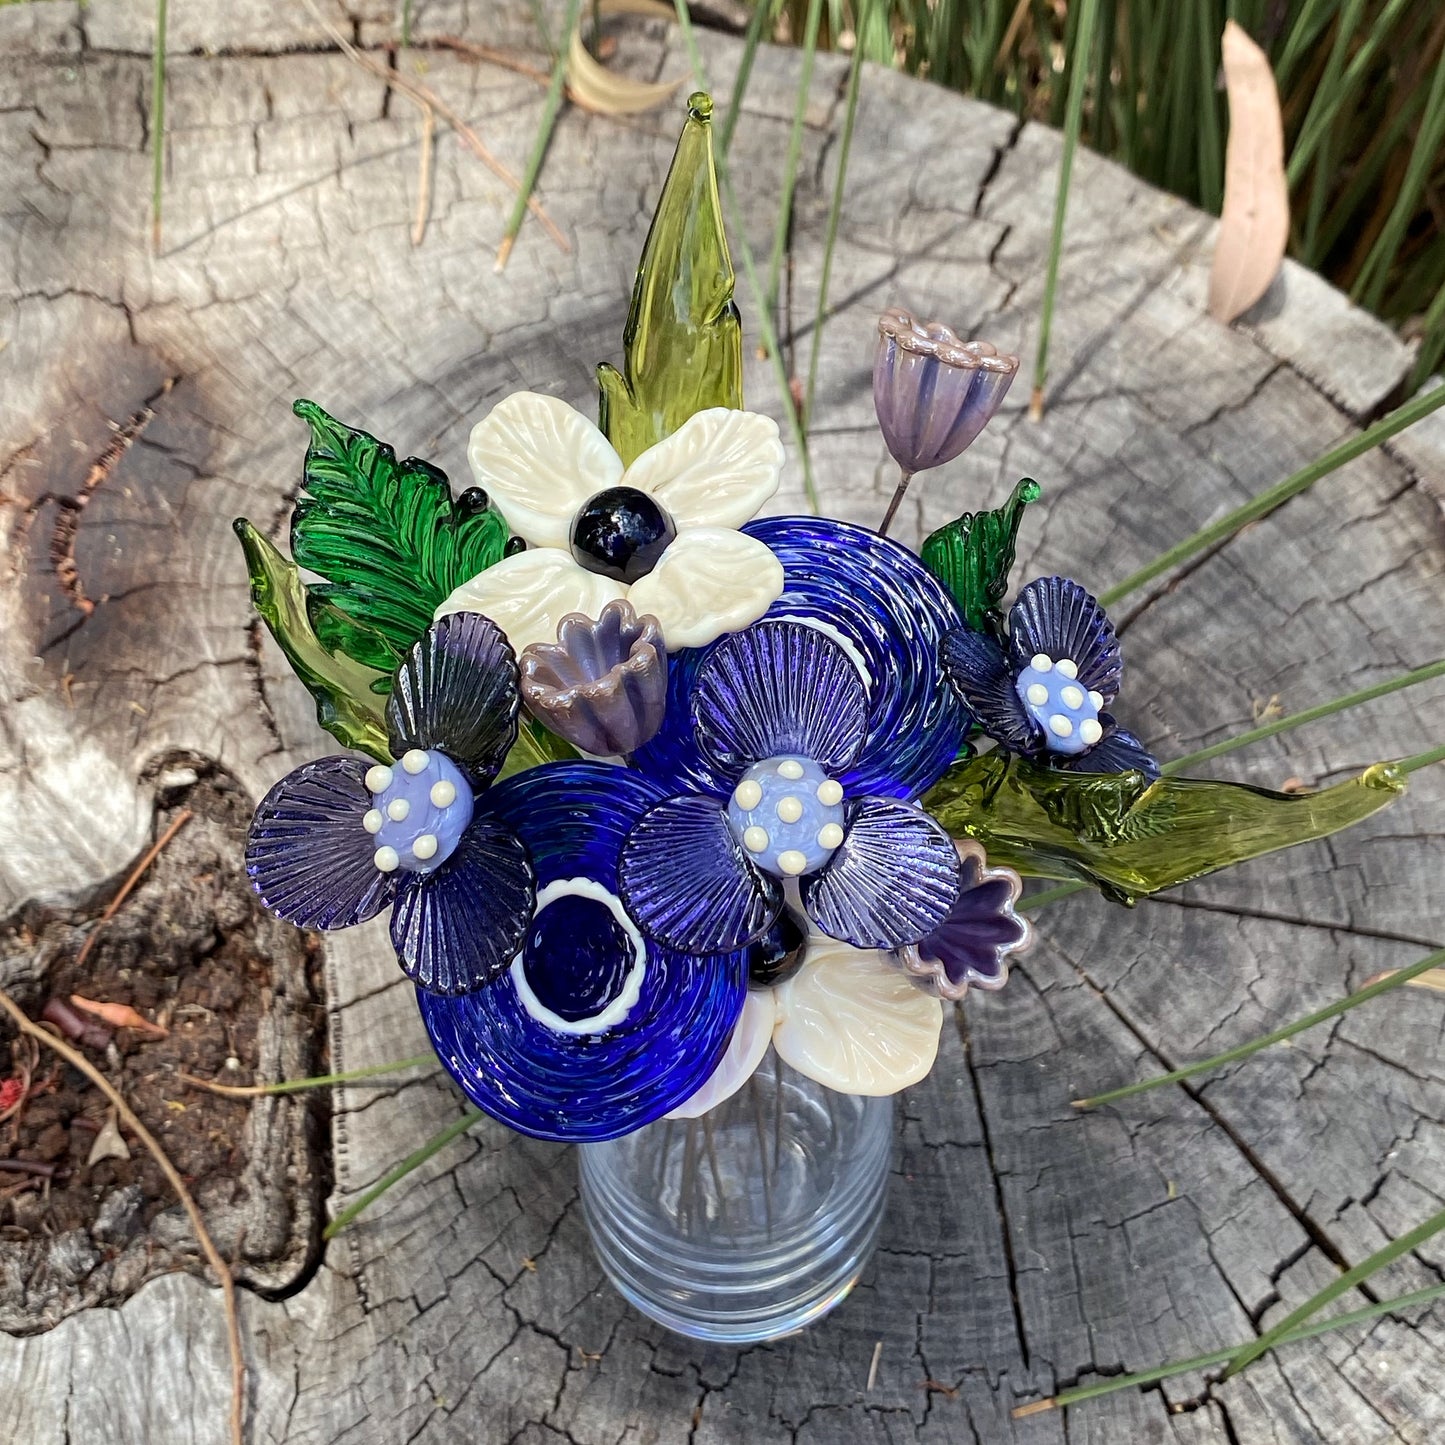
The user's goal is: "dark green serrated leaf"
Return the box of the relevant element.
[923,751,1406,905]
[597,93,743,465]
[289,399,509,669]
[922,477,1041,631]
[234,518,392,762]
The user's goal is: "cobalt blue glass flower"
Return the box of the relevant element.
[417,762,748,1142]
[245,612,537,995]
[941,576,1159,778]
[632,515,972,800]
[620,619,965,955]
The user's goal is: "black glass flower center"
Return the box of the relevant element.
[569,486,676,584]
[747,907,809,988]
[521,894,637,1022]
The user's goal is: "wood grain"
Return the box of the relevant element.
[1,4,1442,1442]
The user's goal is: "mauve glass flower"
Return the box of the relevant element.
[519,599,667,756]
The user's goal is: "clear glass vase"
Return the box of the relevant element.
[578,1050,894,1342]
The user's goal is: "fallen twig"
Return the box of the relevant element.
[0,990,245,1445]
[433,35,552,85]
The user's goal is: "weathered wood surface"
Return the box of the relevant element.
[2,3,1444,1441]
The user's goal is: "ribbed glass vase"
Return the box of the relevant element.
[578,1050,894,1342]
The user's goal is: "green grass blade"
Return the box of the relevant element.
[1098,383,1445,606]
[1072,946,1445,1110]
[1030,0,1100,418]
[323,1107,485,1239]
[1400,741,1445,775]
[764,0,824,319]
[150,0,168,251]
[1191,0,1223,213]
[719,0,773,158]
[259,1054,436,1095]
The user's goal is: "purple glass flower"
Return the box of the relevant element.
[874,307,1018,532]
[894,840,1030,998]
[619,619,965,954]
[519,599,667,756]
[942,576,1159,777]
[245,611,537,996]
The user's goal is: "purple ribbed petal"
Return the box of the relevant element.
[386,611,520,786]
[389,813,535,995]
[1056,719,1160,780]
[1007,577,1122,702]
[800,796,962,949]
[246,757,395,929]
[941,628,1039,752]
[692,620,868,778]
[620,795,782,953]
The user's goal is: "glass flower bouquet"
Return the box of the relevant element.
[235,97,1408,1342]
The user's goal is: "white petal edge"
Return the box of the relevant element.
[436,549,626,656]
[665,988,777,1119]
[626,527,784,650]
[621,408,784,530]
[467,392,623,547]
[772,935,943,1095]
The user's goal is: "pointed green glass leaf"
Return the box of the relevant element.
[289,399,510,668]
[923,752,1406,905]
[921,477,1042,631]
[598,92,744,465]
[496,717,581,782]
[234,518,392,762]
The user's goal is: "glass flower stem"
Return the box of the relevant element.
[877,467,915,536]
[1071,945,1445,1110]
[749,1074,774,1233]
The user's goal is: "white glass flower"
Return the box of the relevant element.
[437,393,787,653]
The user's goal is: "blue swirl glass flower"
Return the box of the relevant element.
[620,619,965,955]
[632,515,972,799]
[417,762,748,1142]
[245,612,537,995]
[941,576,1159,778]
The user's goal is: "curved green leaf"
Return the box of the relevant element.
[921,477,1041,632]
[290,400,509,668]
[923,752,1407,904]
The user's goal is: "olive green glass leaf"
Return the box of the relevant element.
[290,399,509,670]
[497,718,581,782]
[234,518,391,762]
[921,477,1041,632]
[923,752,1406,905]
[597,92,743,465]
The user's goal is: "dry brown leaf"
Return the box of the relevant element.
[70,993,168,1037]
[568,0,684,116]
[1366,967,1445,994]
[1209,21,1289,324]
[87,1105,131,1168]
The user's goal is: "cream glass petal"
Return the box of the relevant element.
[772,936,943,1095]
[467,392,623,548]
[666,989,777,1120]
[626,527,784,650]
[436,549,626,656]
[620,408,784,529]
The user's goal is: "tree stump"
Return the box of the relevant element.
[2,3,1444,1441]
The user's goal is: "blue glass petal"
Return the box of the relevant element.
[691,620,867,778]
[631,516,971,801]
[386,611,519,786]
[800,795,962,949]
[906,845,1029,995]
[1007,577,1122,702]
[246,756,396,930]
[1056,718,1161,780]
[941,627,1039,752]
[389,812,534,995]
[418,763,748,1142]
[619,795,782,953]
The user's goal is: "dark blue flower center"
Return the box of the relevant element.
[521,893,639,1022]
[569,486,677,583]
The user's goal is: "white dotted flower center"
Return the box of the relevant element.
[724,756,846,879]
[1014,654,1104,756]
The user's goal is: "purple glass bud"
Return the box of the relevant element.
[519,599,667,756]
[873,306,1019,476]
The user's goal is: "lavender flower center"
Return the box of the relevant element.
[1013,654,1104,756]
[724,756,847,880]
[362,750,474,874]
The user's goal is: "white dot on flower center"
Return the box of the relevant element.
[1061,684,1084,709]
[430,780,456,808]
[1088,690,1104,709]
[1026,682,1049,705]
[776,795,803,823]
[365,765,393,794]
[374,846,400,873]
[387,797,411,822]
[363,808,383,835]
[817,822,844,849]
[743,826,770,853]
[1031,654,1052,672]
[1049,714,1074,738]
[778,760,805,780]
[816,779,844,805]
[401,749,429,775]
[777,849,808,876]
[412,833,439,861]
[1080,718,1104,745]
[733,779,763,810]
[1056,659,1079,679]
